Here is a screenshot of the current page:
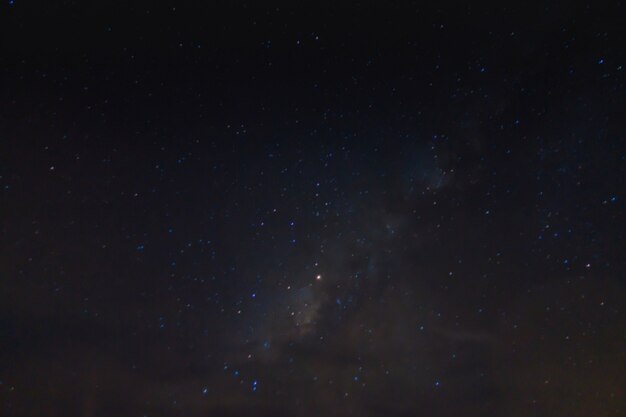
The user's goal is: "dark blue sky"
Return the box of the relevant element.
[1,2,625,416]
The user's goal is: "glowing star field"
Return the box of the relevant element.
[1,2,625,417]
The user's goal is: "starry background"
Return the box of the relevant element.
[1,1,625,416]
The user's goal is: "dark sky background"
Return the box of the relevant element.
[1,1,625,416]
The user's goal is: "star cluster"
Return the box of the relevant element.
[1,2,625,417]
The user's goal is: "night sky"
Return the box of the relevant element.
[1,2,625,416]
